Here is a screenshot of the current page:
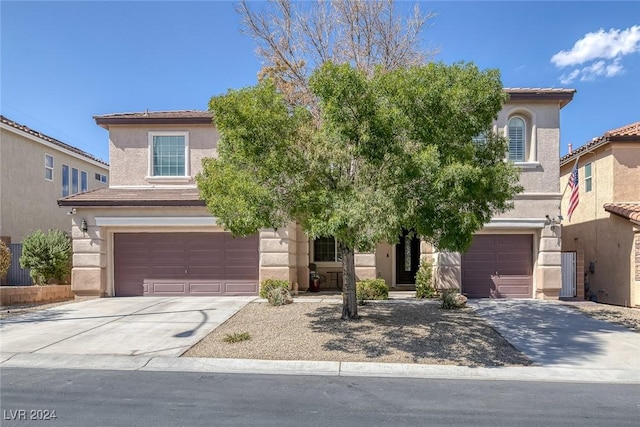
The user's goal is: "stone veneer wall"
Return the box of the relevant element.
[0,285,73,305]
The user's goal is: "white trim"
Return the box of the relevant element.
[144,176,192,183]
[1,122,108,169]
[148,131,190,178]
[95,216,217,227]
[483,218,547,229]
[109,184,198,189]
[514,192,562,200]
[514,161,541,169]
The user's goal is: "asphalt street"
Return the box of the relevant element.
[2,368,639,427]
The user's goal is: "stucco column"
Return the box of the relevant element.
[536,225,562,299]
[433,251,462,291]
[259,225,297,285]
[70,216,106,297]
[354,252,376,281]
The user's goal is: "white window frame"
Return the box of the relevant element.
[507,116,526,162]
[45,154,54,181]
[310,237,342,265]
[147,131,190,180]
[585,162,592,192]
[81,170,88,192]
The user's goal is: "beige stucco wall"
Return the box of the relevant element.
[107,124,217,187]
[0,126,108,243]
[560,141,640,306]
[612,143,640,201]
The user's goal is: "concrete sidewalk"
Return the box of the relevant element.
[1,297,638,384]
[0,297,255,357]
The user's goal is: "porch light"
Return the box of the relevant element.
[80,219,88,233]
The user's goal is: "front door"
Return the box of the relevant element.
[396,229,420,285]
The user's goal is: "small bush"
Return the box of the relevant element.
[356,278,389,303]
[259,278,290,299]
[415,259,436,299]
[267,287,293,306]
[0,241,11,279]
[19,229,71,285]
[223,332,251,343]
[441,290,467,309]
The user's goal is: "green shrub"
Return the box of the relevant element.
[223,332,251,343]
[267,286,293,306]
[356,278,389,303]
[19,229,71,285]
[0,241,11,279]
[415,259,436,299]
[441,289,467,309]
[259,278,291,299]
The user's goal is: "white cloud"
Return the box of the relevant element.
[551,25,640,84]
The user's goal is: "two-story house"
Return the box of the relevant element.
[60,89,574,299]
[560,122,640,307]
[1,115,109,284]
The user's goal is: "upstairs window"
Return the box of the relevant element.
[62,165,69,197]
[508,117,525,162]
[313,237,342,263]
[95,172,108,183]
[71,168,79,194]
[81,171,88,192]
[585,163,592,192]
[45,154,53,181]
[150,132,188,177]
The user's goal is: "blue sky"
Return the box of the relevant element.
[2,1,639,163]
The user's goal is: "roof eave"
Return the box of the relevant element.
[58,199,205,207]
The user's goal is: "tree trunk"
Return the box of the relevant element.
[339,242,358,320]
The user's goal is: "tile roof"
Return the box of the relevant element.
[58,187,205,207]
[604,202,640,224]
[503,87,577,94]
[1,115,109,166]
[503,88,575,109]
[94,110,213,128]
[561,121,640,165]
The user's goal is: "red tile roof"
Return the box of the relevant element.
[58,188,204,207]
[94,110,213,128]
[561,121,640,166]
[604,203,640,223]
[1,115,108,166]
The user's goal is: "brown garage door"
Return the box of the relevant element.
[114,233,259,296]
[461,234,532,298]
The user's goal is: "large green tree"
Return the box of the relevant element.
[197,62,521,319]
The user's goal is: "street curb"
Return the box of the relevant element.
[2,353,639,384]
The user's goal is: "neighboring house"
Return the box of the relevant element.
[60,89,574,299]
[560,122,640,307]
[0,115,109,284]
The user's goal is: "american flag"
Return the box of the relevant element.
[567,166,579,221]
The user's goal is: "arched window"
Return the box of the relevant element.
[508,117,525,162]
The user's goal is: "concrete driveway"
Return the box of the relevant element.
[0,297,255,358]
[470,300,640,369]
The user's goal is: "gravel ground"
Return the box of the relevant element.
[564,302,640,332]
[184,300,532,367]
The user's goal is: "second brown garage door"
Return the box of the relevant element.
[114,232,259,296]
[461,234,533,298]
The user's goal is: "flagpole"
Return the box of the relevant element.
[561,153,581,199]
